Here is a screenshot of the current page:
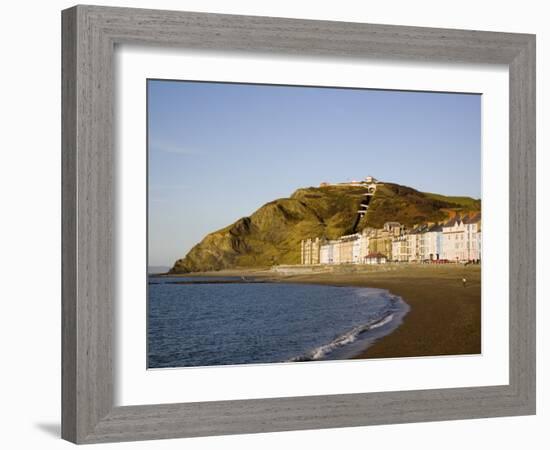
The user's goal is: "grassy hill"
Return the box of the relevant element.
[170,182,480,273]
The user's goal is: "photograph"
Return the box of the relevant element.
[147,80,482,369]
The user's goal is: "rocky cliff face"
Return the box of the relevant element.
[170,182,480,273]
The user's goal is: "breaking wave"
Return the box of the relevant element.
[288,294,405,362]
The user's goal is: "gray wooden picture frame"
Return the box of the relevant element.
[61,4,536,444]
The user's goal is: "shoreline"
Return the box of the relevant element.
[279,265,481,359]
[156,264,481,360]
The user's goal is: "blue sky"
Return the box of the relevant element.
[148,80,481,267]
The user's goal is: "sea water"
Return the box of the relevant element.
[148,277,409,368]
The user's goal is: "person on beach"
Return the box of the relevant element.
[462,277,467,287]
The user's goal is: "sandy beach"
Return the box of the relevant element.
[170,264,481,359]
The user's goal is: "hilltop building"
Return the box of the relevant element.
[320,175,379,188]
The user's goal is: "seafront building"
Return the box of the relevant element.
[422,224,444,261]
[441,213,482,262]
[465,214,482,261]
[301,237,321,265]
[365,222,404,259]
[300,214,481,265]
[391,235,409,262]
[317,233,363,265]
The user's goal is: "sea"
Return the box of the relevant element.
[147,276,409,368]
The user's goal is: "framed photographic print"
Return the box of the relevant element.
[62,5,536,444]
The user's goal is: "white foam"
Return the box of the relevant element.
[369,313,395,329]
[289,312,397,362]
